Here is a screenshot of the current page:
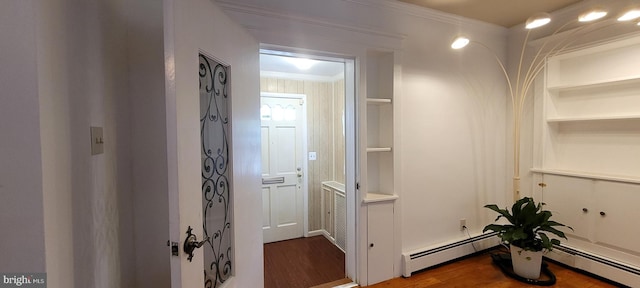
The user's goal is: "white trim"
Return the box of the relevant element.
[401,234,500,277]
[362,193,398,204]
[307,229,326,237]
[530,168,640,185]
[333,283,359,288]
[343,58,357,283]
[216,0,505,37]
[215,0,407,41]
[546,244,640,287]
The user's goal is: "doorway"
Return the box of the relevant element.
[261,93,306,243]
[260,49,356,287]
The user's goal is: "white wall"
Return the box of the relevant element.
[0,0,46,274]
[216,0,509,282]
[395,9,508,252]
[37,0,134,287]
[2,0,136,287]
[167,0,263,287]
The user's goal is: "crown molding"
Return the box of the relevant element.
[215,0,408,42]
[344,0,507,35]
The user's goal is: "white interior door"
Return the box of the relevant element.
[164,1,263,286]
[261,95,305,243]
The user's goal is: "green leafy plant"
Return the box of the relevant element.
[483,197,573,252]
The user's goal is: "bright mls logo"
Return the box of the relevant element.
[1,273,46,288]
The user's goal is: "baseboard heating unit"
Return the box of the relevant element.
[402,232,499,277]
[546,244,640,287]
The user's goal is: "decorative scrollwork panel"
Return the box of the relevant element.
[199,53,232,288]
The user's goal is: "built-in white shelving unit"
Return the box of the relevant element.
[364,50,395,198]
[541,36,640,181]
[532,35,640,286]
[362,49,397,286]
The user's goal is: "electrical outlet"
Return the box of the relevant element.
[460,218,466,231]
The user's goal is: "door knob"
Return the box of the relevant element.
[183,226,209,262]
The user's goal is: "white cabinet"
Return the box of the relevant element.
[539,174,640,265]
[367,201,394,285]
[592,181,640,254]
[321,181,346,251]
[533,35,640,284]
[541,174,593,242]
[322,184,334,237]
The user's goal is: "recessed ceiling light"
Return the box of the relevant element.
[618,9,640,21]
[579,8,607,22]
[526,12,551,29]
[451,36,470,49]
[286,58,317,70]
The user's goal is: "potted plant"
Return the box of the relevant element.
[483,197,572,279]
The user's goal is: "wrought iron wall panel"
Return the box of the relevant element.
[199,53,232,288]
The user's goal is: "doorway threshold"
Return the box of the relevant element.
[310,278,358,288]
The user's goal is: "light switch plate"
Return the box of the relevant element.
[308,152,317,161]
[90,126,104,155]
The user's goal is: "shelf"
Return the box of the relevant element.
[531,168,640,184]
[547,76,640,92]
[366,147,392,153]
[546,115,640,123]
[366,98,392,105]
[363,193,398,204]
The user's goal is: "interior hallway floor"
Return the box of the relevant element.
[264,235,345,288]
[364,248,622,288]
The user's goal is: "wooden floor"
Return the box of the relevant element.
[264,236,345,288]
[364,250,621,288]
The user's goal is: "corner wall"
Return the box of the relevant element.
[0,0,46,274]
[0,0,136,287]
[36,0,135,287]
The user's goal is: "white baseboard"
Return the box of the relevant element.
[402,233,500,277]
[546,245,640,287]
[307,229,326,238]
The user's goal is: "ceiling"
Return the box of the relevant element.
[260,53,345,78]
[396,0,582,28]
[259,0,586,76]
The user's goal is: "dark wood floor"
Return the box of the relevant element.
[364,250,621,288]
[264,236,345,288]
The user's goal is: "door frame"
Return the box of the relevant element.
[260,48,358,282]
[260,92,310,239]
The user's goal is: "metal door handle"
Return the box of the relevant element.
[183,226,209,262]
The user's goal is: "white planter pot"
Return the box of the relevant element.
[510,245,543,279]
